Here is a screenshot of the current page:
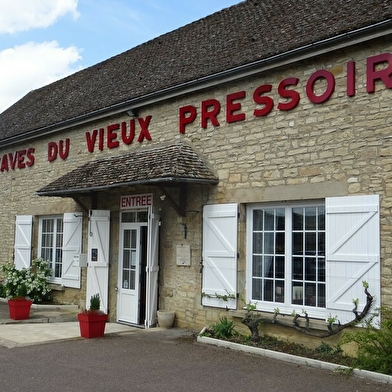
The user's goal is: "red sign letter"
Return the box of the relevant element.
[86,129,98,153]
[107,124,120,149]
[48,142,58,162]
[121,120,135,145]
[137,115,152,143]
[277,77,300,111]
[226,91,246,123]
[253,84,274,117]
[306,70,335,104]
[179,105,197,134]
[201,99,220,129]
[366,53,392,93]
[347,60,356,97]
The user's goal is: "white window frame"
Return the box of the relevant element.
[246,200,327,319]
[246,195,381,323]
[38,215,64,284]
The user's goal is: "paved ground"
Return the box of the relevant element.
[0,300,391,391]
[0,299,136,348]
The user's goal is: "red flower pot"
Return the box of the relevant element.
[8,299,33,320]
[77,312,108,338]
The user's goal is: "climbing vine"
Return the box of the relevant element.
[241,281,375,340]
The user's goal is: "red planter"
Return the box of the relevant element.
[77,312,108,338]
[8,299,33,320]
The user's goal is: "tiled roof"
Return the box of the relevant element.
[1,0,392,142]
[36,142,218,196]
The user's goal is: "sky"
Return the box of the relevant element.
[0,0,241,113]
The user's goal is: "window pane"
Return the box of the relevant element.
[252,278,262,300]
[292,232,303,255]
[264,210,275,230]
[318,207,325,230]
[264,280,273,301]
[292,257,303,280]
[305,207,316,230]
[253,233,263,254]
[131,231,137,248]
[136,211,148,222]
[276,233,285,254]
[129,271,136,290]
[305,257,316,281]
[275,281,284,303]
[292,282,303,304]
[264,232,274,254]
[318,232,325,256]
[264,256,274,278]
[123,250,130,268]
[252,256,263,277]
[122,212,136,223]
[123,230,130,248]
[305,232,316,255]
[276,209,285,230]
[318,284,326,307]
[42,248,52,262]
[253,210,263,231]
[318,258,325,282]
[305,283,316,306]
[275,256,285,279]
[122,270,130,289]
[292,208,303,230]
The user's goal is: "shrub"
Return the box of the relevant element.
[1,258,52,303]
[89,293,101,312]
[341,307,392,375]
[210,317,238,340]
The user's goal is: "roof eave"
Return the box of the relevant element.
[36,176,219,197]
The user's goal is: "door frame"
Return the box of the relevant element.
[116,203,160,327]
[117,221,147,325]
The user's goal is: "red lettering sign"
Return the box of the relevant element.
[226,91,246,123]
[201,99,221,128]
[306,70,335,104]
[85,117,153,153]
[0,148,35,172]
[366,53,392,93]
[120,194,153,209]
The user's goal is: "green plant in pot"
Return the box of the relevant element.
[77,293,108,339]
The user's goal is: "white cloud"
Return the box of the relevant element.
[0,41,82,112]
[0,0,79,34]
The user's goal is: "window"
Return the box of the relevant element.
[121,210,148,223]
[248,203,325,313]
[39,216,64,282]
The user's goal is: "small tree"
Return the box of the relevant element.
[341,307,392,375]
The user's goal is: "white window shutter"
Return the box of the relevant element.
[86,210,110,312]
[146,208,160,328]
[14,215,33,270]
[326,195,380,324]
[202,204,238,309]
[62,212,83,288]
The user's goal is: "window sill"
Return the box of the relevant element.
[49,283,65,292]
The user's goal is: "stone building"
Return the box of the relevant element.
[0,0,391,337]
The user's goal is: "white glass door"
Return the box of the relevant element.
[118,226,140,324]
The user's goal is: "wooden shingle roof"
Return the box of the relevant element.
[1,0,392,143]
[36,142,218,196]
